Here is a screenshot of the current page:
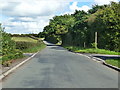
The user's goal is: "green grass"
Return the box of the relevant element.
[105,59,120,68]
[64,46,120,55]
[12,37,37,43]
[75,48,120,55]
[22,43,46,53]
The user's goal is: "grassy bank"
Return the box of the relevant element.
[12,36,46,53]
[105,59,120,68]
[64,46,120,55]
[12,37,37,43]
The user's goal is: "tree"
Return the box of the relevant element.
[43,14,75,44]
[0,24,16,55]
[88,4,107,14]
[41,2,120,51]
[87,2,120,51]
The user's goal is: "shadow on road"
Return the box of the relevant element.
[47,44,61,46]
[94,55,120,60]
[50,46,65,50]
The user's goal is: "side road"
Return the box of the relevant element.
[81,53,120,60]
[77,53,120,71]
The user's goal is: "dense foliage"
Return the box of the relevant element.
[0,24,23,65]
[87,2,120,51]
[41,2,120,52]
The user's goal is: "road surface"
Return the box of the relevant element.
[2,42,118,88]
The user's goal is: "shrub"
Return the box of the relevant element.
[15,41,42,50]
[2,49,23,66]
[15,41,36,50]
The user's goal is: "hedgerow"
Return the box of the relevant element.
[15,40,43,50]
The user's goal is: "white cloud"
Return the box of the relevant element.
[70,2,90,12]
[2,14,56,34]
[19,17,34,22]
[0,0,69,17]
[0,0,69,33]
[61,11,74,15]
[94,0,119,5]
[2,16,50,34]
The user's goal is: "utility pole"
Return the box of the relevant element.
[95,32,98,49]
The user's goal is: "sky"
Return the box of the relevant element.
[0,0,119,34]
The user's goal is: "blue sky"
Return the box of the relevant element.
[0,0,119,34]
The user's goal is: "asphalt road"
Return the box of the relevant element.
[2,42,118,88]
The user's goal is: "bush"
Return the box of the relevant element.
[15,41,36,50]
[2,49,23,66]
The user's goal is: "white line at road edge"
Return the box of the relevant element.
[0,51,39,81]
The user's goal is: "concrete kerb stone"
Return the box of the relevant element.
[88,55,120,71]
[103,62,120,71]
[0,51,39,81]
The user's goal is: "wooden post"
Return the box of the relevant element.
[95,32,98,49]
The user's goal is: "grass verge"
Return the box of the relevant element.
[22,43,46,53]
[105,59,120,68]
[63,46,120,55]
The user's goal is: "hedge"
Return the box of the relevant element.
[15,41,42,50]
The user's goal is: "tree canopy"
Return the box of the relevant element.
[41,2,120,51]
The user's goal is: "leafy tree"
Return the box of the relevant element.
[88,4,107,14]
[70,10,89,47]
[0,24,23,65]
[87,2,120,51]
[43,14,75,44]
[0,24,16,55]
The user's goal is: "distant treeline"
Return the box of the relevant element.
[11,34,39,37]
[40,2,120,52]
